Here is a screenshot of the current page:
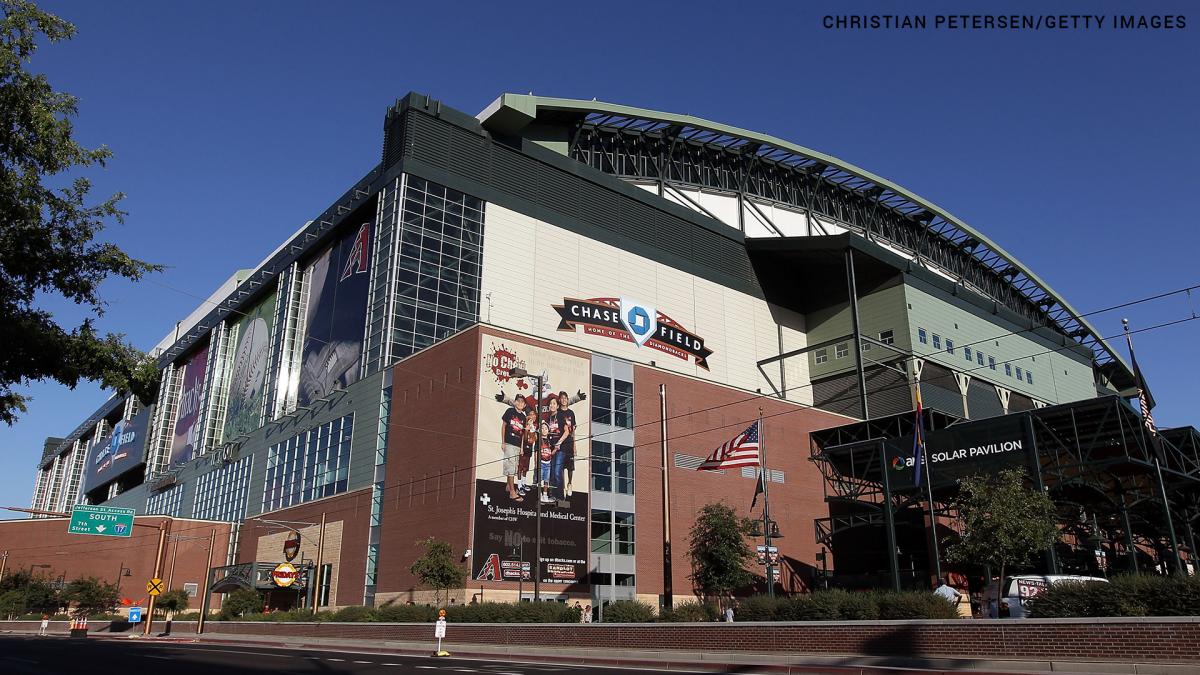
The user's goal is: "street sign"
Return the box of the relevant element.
[434,618,447,639]
[128,607,142,623]
[67,505,135,537]
[147,578,164,596]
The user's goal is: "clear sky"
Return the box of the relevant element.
[1,0,1196,514]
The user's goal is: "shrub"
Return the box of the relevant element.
[778,590,879,621]
[446,601,579,623]
[375,603,438,623]
[732,595,784,621]
[331,605,376,622]
[219,589,262,619]
[659,601,720,622]
[1028,575,1200,618]
[599,600,656,623]
[875,592,958,620]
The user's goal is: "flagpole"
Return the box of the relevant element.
[759,408,774,599]
[660,384,673,610]
[1123,319,1184,575]
[916,381,942,586]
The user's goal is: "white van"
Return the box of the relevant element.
[982,574,1108,618]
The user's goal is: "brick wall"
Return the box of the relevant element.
[634,367,851,597]
[188,619,1200,662]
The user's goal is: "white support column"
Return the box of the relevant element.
[954,371,972,419]
[995,386,1011,415]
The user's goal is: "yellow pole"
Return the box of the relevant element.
[143,520,170,636]
[197,529,216,634]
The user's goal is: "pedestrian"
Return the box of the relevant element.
[574,601,584,622]
[723,605,734,623]
[583,604,592,623]
[934,576,962,605]
[39,614,49,636]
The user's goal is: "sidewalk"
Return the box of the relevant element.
[4,627,1194,675]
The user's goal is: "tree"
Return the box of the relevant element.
[61,577,118,618]
[0,569,58,616]
[409,537,465,607]
[219,588,261,619]
[687,502,755,607]
[0,0,162,424]
[946,468,1061,607]
[154,588,190,617]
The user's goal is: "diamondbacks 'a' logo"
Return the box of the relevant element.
[475,553,502,581]
[339,222,371,281]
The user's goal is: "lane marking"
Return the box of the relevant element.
[203,649,292,658]
[353,660,372,664]
[144,655,173,660]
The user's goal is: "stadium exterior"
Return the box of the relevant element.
[11,93,1198,612]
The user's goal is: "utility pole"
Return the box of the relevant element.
[0,550,8,584]
[311,512,326,611]
[659,384,673,610]
[143,519,170,636]
[197,528,216,635]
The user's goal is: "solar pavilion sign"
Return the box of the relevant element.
[552,297,713,370]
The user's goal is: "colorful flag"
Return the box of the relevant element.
[912,385,926,487]
[698,420,761,471]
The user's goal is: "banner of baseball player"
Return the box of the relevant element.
[297,201,374,408]
[473,337,590,589]
[223,292,277,440]
[169,342,210,467]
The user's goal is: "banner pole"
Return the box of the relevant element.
[660,383,673,610]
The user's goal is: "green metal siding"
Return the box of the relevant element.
[806,281,911,380]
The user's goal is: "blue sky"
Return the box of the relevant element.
[1,0,1196,513]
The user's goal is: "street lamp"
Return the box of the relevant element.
[509,366,543,602]
[24,564,50,615]
[115,562,132,599]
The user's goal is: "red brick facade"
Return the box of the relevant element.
[0,516,232,610]
[633,368,850,598]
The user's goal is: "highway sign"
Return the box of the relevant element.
[128,607,142,623]
[67,505,135,537]
[147,578,164,596]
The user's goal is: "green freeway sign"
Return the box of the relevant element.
[68,505,136,537]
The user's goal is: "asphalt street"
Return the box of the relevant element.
[0,635,709,675]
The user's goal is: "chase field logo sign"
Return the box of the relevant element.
[553,297,713,370]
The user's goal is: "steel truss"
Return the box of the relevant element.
[566,114,1124,374]
[809,396,1200,585]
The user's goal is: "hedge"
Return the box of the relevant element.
[1027,575,1200,618]
[599,591,956,622]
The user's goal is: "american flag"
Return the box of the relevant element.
[1124,323,1165,464]
[698,421,761,471]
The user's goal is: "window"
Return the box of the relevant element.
[615,573,635,588]
[615,511,635,555]
[262,414,353,512]
[592,442,633,494]
[977,352,985,366]
[879,330,894,345]
[593,510,634,555]
[932,334,941,349]
[1015,366,1023,380]
[1005,363,1012,376]
[591,373,633,429]
[988,356,996,370]
[146,483,184,517]
[945,339,954,355]
[918,328,927,344]
[193,455,253,522]
[963,346,972,361]
[835,343,848,359]
[861,341,871,352]
[591,509,612,553]
[389,178,484,360]
[815,348,828,364]
[1026,371,1033,384]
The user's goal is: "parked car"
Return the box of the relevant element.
[982,574,1108,618]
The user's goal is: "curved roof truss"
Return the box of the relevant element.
[481,95,1130,379]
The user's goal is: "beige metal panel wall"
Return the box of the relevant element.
[903,280,1094,405]
[804,282,912,380]
[481,203,812,405]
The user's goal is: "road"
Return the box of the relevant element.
[0,635,707,675]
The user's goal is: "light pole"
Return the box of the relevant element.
[24,564,50,615]
[509,367,543,602]
[114,563,132,599]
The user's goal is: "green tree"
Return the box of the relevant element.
[687,502,755,608]
[946,468,1061,606]
[61,577,118,618]
[0,0,162,424]
[409,537,465,607]
[154,588,190,617]
[219,588,261,619]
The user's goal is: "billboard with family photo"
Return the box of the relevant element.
[472,337,590,589]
